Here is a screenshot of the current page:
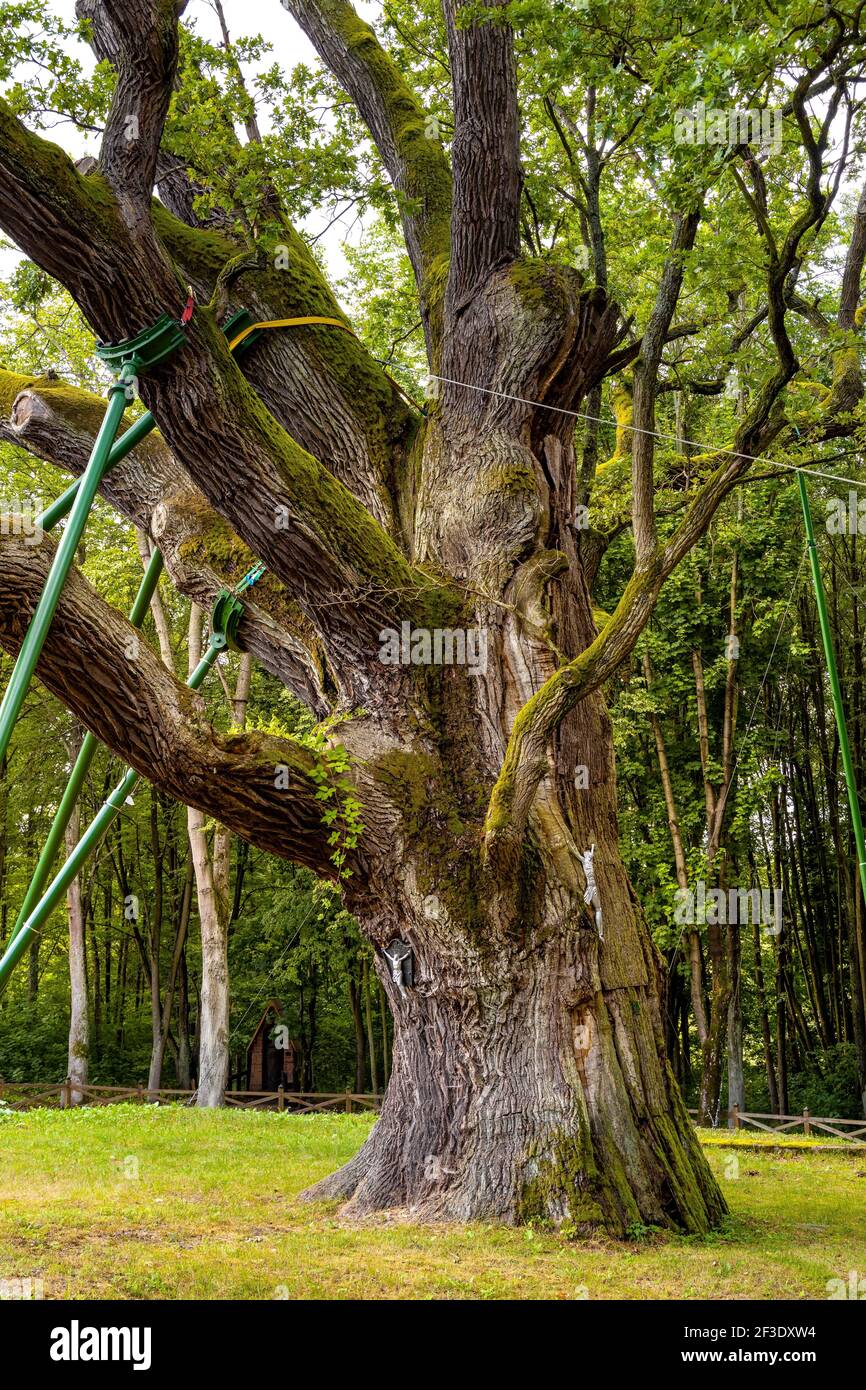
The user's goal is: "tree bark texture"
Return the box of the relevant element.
[0,0,757,1232]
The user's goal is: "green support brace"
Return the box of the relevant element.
[0,308,199,767]
[0,628,224,995]
[37,411,160,532]
[0,308,266,996]
[35,310,262,531]
[0,365,133,769]
[798,471,866,910]
[2,548,165,962]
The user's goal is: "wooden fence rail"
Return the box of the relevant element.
[2,1083,864,1141]
[0,1079,383,1114]
[688,1104,866,1143]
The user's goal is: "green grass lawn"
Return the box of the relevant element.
[1,1105,864,1300]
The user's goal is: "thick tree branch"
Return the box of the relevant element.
[0,529,340,874]
[0,104,458,688]
[0,369,328,712]
[0,97,187,340]
[284,0,452,323]
[484,376,790,853]
[443,0,521,314]
[629,210,700,565]
[76,0,185,222]
[153,205,415,535]
[839,179,866,329]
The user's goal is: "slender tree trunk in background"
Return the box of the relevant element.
[27,934,39,1002]
[664,961,685,1085]
[752,913,779,1113]
[185,604,244,1107]
[643,652,708,1062]
[700,920,729,1127]
[694,541,740,1125]
[788,775,831,1047]
[147,1021,165,1092]
[190,973,201,1088]
[772,793,790,1114]
[115,934,128,1046]
[102,882,112,1032]
[24,800,38,1000]
[65,797,88,1105]
[362,956,379,1094]
[146,787,167,1093]
[726,920,744,1124]
[304,964,317,1091]
[205,647,250,1102]
[680,988,692,1089]
[189,803,229,1106]
[176,941,192,1089]
[91,894,103,1051]
[348,972,366,1095]
[231,840,248,924]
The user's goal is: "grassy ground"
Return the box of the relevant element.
[699,1128,865,1151]
[0,1105,864,1300]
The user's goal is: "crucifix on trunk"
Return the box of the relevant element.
[580,844,604,941]
[383,939,413,995]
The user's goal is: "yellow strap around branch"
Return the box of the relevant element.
[226,316,349,351]
[227,316,423,412]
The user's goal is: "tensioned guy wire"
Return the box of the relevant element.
[428,373,866,492]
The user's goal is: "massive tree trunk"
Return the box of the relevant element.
[7,0,852,1232]
[317,707,725,1229]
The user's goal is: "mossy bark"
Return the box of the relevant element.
[306,677,726,1232]
[0,29,734,1235]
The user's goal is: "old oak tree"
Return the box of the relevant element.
[3,0,866,1228]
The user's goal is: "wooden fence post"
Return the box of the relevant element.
[60,1078,71,1109]
[803,1108,811,1136]
[345,1093,352,1114]
[730,1104,740,1130]
[136,1084,143,1104]
[278,1084,285,1112]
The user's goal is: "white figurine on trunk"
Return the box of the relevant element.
[383,939,412,996]
[579,843,603,941]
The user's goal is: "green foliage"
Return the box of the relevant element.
[1,0,866,1124]
[293,709,365,892]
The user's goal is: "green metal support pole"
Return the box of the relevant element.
[798,471,866,909]
[0,636,222,994]
[37,409,158,532]
[0,308,262,995]
[0,367,134,768]
[35,309,262,532]
[2,549,165,958]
